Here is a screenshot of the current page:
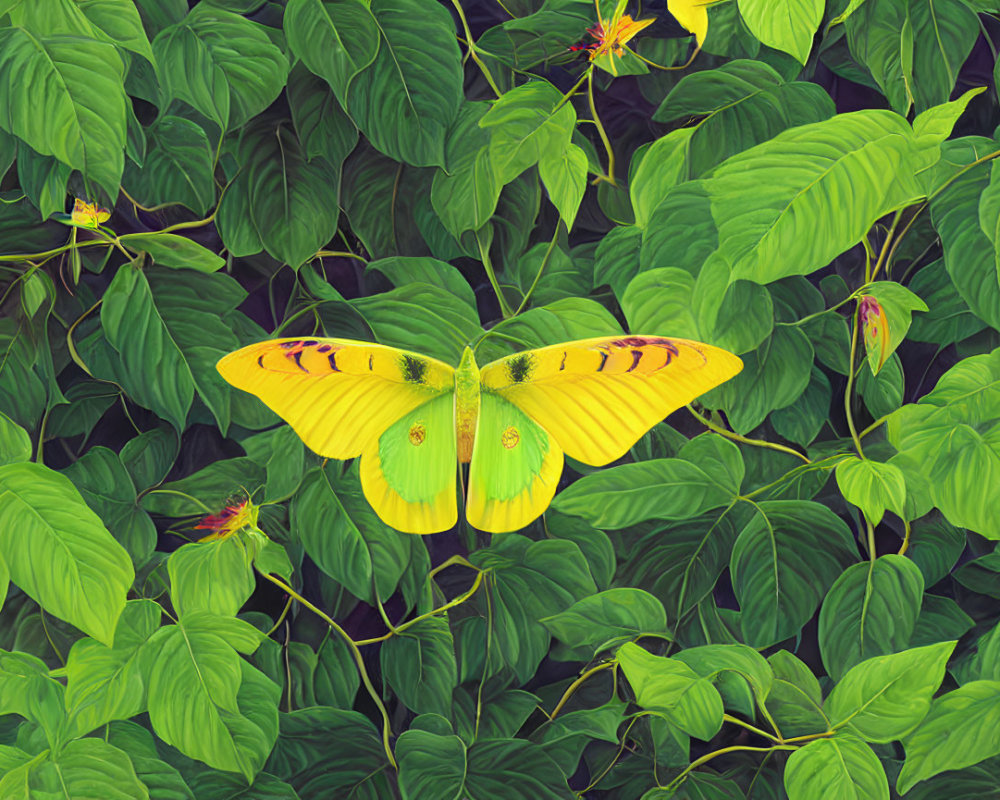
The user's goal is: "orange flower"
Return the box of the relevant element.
[572,13,654,60]
[195,499,258,542]
[70,198,110,229]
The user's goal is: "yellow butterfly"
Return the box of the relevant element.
[217,336,742,534]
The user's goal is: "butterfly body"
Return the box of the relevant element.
[217,335,742,534]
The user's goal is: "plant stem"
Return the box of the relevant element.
[687,406,810,463]
[549,661,614,719]
[587,70,615,184]
[259,572,397,770]
[476,229,514,318]
[449,0,502,97]
[844,307,865,458]
[512,223,561,316]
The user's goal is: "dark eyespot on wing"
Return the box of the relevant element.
[506,353,534,383]
[327,352,341,372]
[257,355,265,368]
[596,351,609,372]
[401,354,428,383]
[292,351,308,372]
[627,350,643,372]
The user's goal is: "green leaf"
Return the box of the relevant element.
[287,61,359,168]
[0,737,148,799]
[858,352,904,419]
[640,181,718,276]
[234,120,340,268]
[835,457,907,524]
[652,60,834,175]
[552,458,734,529]
[908,259,988,345]
[398,727,575,800]
[470,536,596,684]
[910,594,974,648]
[887,348,1000,539]
[141,457,264,517]
[764,650,829,737]
[930,143,1000,330]
[0,463,133,646]
[0,649,67,747]
[481,81,576,185]
[629,129,693,228]
[731,500,858,648]
[119,425,179,494]
[0,411,31,465]
[616,642,725,740]
[153,5,288,131]
[142,613,274,781]
[122,116,216,216]
[541,588,668,655]
[381,617,456,718]
[346,0,463,167]
[714,326,813,434]
[784,735,889,800]
[859,282,929,371]
[352,282,481,365]
[169,538,255,618]
[818,555,925,681]
[291,465,409,603]
[738,0,822,63]
[672,643,774,705]
[897,680,1000,793]
[63,599,160,738]
[538,143,587,228]
[119,233,224,273]
[0,28,126,199]
[107,720,194,800]
[284,0,379,104]
[824,641,955,743]
[705,110,925,284]
[614,512,739,622]
[771,366,832,447]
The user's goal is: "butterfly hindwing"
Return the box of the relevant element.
[478,336,743,465]
[217,338,453,459]
[466,392,563,533]
[359,393,458,534]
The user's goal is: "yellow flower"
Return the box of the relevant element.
[70,198,110,229]
[195,499,258,542]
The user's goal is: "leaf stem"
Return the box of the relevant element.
[549,661,614,719]
[512,222,561,316]
[687,406,810,463]
[476,228,514,318]
[587,69,615,184]
[449,0,502,97]
[259,571,397,770]
[844,306,865,458]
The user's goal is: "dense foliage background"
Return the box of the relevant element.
[2,0,1000,796]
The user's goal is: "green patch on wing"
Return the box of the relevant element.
[378,392,456,503]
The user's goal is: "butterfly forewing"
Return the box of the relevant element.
[466,392,563,533]
[217,337,454,459]
[359,393,458,534]
[479,336,743,465]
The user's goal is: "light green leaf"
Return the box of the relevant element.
[0,28,126,199]
[824,641,955,743]
[480,81,576,184]
[169,538,255,618]
[140,457,264,517]
[0,463,133,646]
[0,738,148,799]
[785,735,889,800]
[616,641,725,740]
[705,111,925,284]
[818,555,925,681]
[142,613,273,781]
[119,233,224,273]
[738,0,822,63]
[835,457,907,524]
[629,129,692,228]
[381,618,456,718]
[538,143,587,228]
[64,599,161,739]
[897,680,1000,793]
[0,411,31,465]
[0,649,67,748]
